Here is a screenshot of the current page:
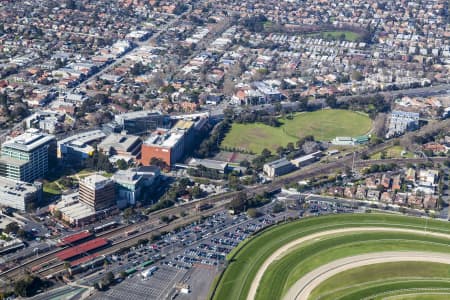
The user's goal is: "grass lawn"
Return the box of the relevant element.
[338,281,450,300]
[258,233,450,300]
[309,262,450,300]
[221,122,297,154]
[211,214,450,300]
[321,30,362,41]
[388,294,450,300]
[304,30,363,41]
[43,182,62,195]
[221,109,372,154]
[371,145,414,159]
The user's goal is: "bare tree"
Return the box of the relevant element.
[372,112,387,138]
[223,77,236,96]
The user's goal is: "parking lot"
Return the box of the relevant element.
[87,205,289,300]
[91,265,185,300]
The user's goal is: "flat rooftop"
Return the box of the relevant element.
[58,130,106,147]
[80,174,113,190]
[112,169,142,185]
[114,110,162,123]
[2,129,55,152]
[173,120,194,130]
[98,133,141,152]
[0,175,38,196]
[144,131,184,148]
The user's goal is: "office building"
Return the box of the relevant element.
[79,174,115,211]
[0,176,42,211]
[141,120,195,167]
[112,167,160,207]
[57,130,106,162]
[114,110,167,135]
[141,130,185,166]
[113,169,144,207]
[0,129,56,182]
[98,132,142,161]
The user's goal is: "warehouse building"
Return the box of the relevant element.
[263,158,295,178]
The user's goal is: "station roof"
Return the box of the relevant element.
[70,254,98,267]
[56,238,108,261]
[58,230,92,247]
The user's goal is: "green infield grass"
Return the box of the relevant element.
[257,233,450,300]
[210,214,450,300]
[309,261,450,300]
[336,280,450,300]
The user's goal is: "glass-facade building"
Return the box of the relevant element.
[0,129,56,182]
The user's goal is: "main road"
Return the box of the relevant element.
[74,5,193,92]
[337,83,450,102]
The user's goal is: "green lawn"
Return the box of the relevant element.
[309,262,450,300]
[258,233,450,300]
[43,182,62,195]
[221,122,298,154]
[305,30,363,41]
[371,145,414,159]
[210,214,450,300]
[388,294,450,300]
[337,281,450,300]
[221,110,372,153]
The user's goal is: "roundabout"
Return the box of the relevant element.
[210,214,450,300]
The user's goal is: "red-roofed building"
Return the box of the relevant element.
[58,230,93,247]
[70,254,98,267]
[56,238,109,261]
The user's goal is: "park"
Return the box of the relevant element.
[221,109,372,154]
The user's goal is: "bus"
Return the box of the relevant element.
[125,267,137,276]
[140,260,154,268]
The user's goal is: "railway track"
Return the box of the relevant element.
[37,204,229,278]
[0,150,446,281]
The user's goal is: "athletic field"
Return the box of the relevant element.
[221,109,372,154]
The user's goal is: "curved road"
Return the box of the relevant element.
[284,251,450,300]
[247,227,450,300]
